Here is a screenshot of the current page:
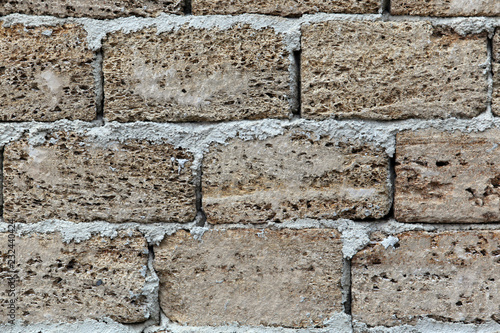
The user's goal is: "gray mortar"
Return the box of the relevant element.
[0,319,141,333]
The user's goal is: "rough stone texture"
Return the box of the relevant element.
[0,231,149,324]
[392,0,500,16]
[301,21,488,120]
[395,129,500,223]
[103,26,291,122]
[203,131,390,224]
[0,0,184,18]
[192,0,379,16]
[154,229,343,328]
[3,131,196,223]
[0,23,95,122]
[352,231,500,327]
[493,31,500,117]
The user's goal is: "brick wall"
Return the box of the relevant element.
[0,1,499,333]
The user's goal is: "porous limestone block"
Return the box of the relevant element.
[3,131,197,223]
[301,21,488,120]
[203,131,391,224]
[0,23,95,121]
[392,0,500,16]
[352,231,500,327]
[103,25,292,122]
[0,0,184,18]
[154,229,344,327]
[492,31,500,116]
[192,0,379,16]
[395,129,500,223]
[0,231,149,324]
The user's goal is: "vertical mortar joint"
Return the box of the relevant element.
[342,258,352,316]
[293,50,302,118]
[95,48,105,125]
[184,0,193,15]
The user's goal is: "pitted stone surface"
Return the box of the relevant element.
[192,0,379,16]
[154,229,343,328]
[3,131,196,223]
[0,0,184,18]
[203,131,391,224]
[352,231,500,327]
[493,32,500,117]
[392,0,500,16]
[301,21,488,120]
[395,129,500,223]
[0,23,95,121]
[0,231,149,324]
[103,26,291,122]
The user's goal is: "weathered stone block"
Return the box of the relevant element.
[192,0,379,16]
[392,0,500,16]
[0,23,95,121]
[203,131,390,224]
[395,129,500,223]
[103,26,292,122]
[0,231,149,324]
[352,231,500,327]
[154,229,343,327]
[492,32,500,117]
[301,21,488,120]
[0,0,184,18]
[3,131,196,223]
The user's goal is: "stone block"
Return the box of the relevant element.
[103,26,292,122]
[492,31,500,117]
[392,0,500,17]
[203,131,391,224]
[154,229,344,327]
[3,131,197,223]
[301,21,488,120]
[0,23,95,121]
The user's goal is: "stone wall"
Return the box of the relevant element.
[0,1,499,333]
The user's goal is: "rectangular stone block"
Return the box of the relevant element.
[192,0,379,16]
[154,229,344,328]
[0,23,96,121]
[395,129,500,223]
[203,131,391,224]
[392,0,500,16]
[103,26,292,122]
[0,0,184,18]
[301,21,488,120]
[0,231,149,324]
[4,131,197,223]
[352,231,500,327]
[492,31,500,117]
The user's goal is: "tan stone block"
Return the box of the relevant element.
[154,229,344,327]
[352,231,500,327]
[0,0,184,18]
[203,131,390,224]
[395,129,500,223]
[0,23,96,121]
[301,21,488,120]
[3,131,196,223]
[0,231,149,324]
[103,26,292,122]
[492,32,500,117]
[192,0,379,16]
[392,0,500,16]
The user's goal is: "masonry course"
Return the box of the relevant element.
[103,25,293,122]
[0,231,150,324]
[0,23,95,122]
[153,228,344,328]
[301,20,488,120]
[203,130,391,224]
[3,131,197,224]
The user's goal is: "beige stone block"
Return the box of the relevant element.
[392,0,500,16]
[492,32,500,117]
[0,23,95,121]
[103,26,292,122]
[0,0,184,18]
[352,231,500,327]
[192,0,379,16]
[203,131,390,224]
[154,229,344,327]
[0,231,149,324]
[3,131,196,223]
[395,129,500,223]
[301,21,488,120]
